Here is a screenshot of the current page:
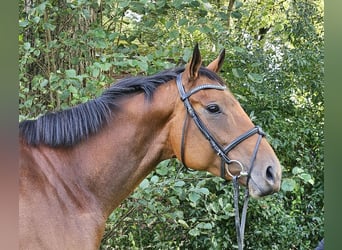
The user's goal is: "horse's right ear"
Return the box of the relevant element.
[207,48,225,73]
[183,44,202,82]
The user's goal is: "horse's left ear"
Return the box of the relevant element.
[184,43,202,81]
[207,48,226,73]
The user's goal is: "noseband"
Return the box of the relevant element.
[176,73,265,250]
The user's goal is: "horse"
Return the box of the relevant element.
[19,45,282,249]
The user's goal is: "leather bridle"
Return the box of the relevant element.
[176,73,266,250]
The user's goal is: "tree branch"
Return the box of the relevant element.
[227,0,235,29]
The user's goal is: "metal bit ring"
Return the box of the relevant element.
[225,160,248,178]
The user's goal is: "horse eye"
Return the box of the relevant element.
[206,104,221,114]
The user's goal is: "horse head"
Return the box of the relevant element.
[170,45,282,198]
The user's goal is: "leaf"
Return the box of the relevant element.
[299,173,314,185]
[231,11,242,19]
[95,40,106,49]
[248,73,263,83]
[186,25,197,33]
[136,60,148,72]
[169,30,179,39]
[218,197,224,208]
[36,2,47,13]
[197,222,212,230]
[232,68,243,78]
[139,179,149,189]
[199,9,208,17]
[24,98,33,108]
[235,0,243,9]
[65,69,77,78]
[49,73,60,84]
[178,219,189,228]
[23,42,31,51]
[281,178,297,192]
[33,49,41,57]
[218,11,228,20]
[274,23,284,32]
[182,48,193,63]
[199,25,211,34]
[174,180,185,187]
[188,192,201,204]
[150,175,159,183]
[178,18,188,26]
[40,79,48,88]
[43,23,56,31]
[198,187,209,195]
[189,0,200,7]
[19,20,29,27]
[233,46,245,53]
[101,62,112,71]
[118,1,129,8]
[156,165,168,176]
[292,167,304,175]
[169,196,180,206]
[68,85,78,94]
[32,16,40,24]
[189,228,200,236]
[171,0,183,9]
[71,57,79,65]
[59,89,70,101]
[209,203,218,213]
[92,68,100,78]
[165,20,174,29]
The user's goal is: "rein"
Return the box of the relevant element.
[176,73,265,250]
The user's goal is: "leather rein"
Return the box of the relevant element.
[176,73,265,250]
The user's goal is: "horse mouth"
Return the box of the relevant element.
[247,177,280,198]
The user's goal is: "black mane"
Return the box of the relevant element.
[19,67,224,147]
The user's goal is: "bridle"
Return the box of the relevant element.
[176,73,266,250]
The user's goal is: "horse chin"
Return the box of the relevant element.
[234,176,265,198]
[247,178,277,199]
[248,186,264,199]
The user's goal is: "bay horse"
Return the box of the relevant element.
[19,45,281,249]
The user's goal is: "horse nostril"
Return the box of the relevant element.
[266,166,274,182]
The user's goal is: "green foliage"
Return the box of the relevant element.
[19,0,323,249]
[101,160,238,249]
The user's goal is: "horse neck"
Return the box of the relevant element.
[70,82,177,217]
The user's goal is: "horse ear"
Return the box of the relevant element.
[184,43,202,81]
[207,48,225,73]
